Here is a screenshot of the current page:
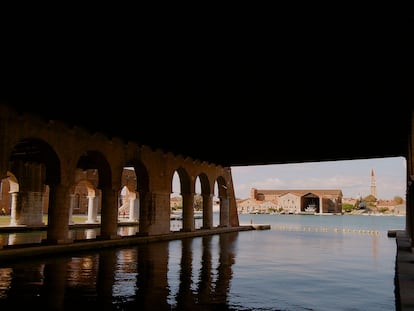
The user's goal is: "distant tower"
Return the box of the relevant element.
[370,168,377,199]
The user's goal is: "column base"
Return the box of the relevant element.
[96,234,120,240]
[180,228,195,232]
[41,238,74,245]
[135,232,149,237]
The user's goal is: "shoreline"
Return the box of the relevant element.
[0,225,255,261]
[238,212,406,216]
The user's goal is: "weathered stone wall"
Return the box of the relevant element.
[0,104,239,243]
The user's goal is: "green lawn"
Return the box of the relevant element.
[0,216,10,226]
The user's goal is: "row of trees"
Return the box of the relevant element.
[343,195,404,213]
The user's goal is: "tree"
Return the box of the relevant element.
[364,194,377,203]
[394,196,404,204]
[194,194,203,211]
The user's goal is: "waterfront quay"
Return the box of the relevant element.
[0,222,267,262]
[391,230,414,311]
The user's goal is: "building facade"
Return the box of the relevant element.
[237,188,343,214]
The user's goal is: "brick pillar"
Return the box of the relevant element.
[138,191,151,235]
[138,190,170,235]
[408,109,414,247]
[202,193,213,229]
[153,190,173,234]
[219,196,229,227]
[408,183,414,249]
[14,162,46,226]
[99,188,119,240]
[17,191,44,225]
[182,192,195,232]
[44,184,71,244]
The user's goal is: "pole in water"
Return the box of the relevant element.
[250,219,253,224]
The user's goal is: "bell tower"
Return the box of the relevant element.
[370,168,377,199]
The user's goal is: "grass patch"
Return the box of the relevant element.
[0,215,90,226]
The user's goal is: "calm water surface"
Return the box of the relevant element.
[0,214,405,310]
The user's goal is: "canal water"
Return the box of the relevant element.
[0,214,405,310]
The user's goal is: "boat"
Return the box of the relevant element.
[299,204,317,215]
[170,210,203,220]
[305,204,317,212]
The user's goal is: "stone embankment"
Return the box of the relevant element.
[345,207,406,216]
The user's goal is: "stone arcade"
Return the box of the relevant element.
[0,105,239,244]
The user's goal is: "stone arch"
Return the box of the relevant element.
[76,150,115,239]
[7,138,60,226]
[302,192,320,213]
[123,161,149,229]
[123,160,149,234]
[197,172,214,229]
[216,175,230,227]
[0,172,13,215]
[216,176,228,198]
[175,167,192,195]
[77,151,112,189]
[0,104,242,243]
[118,184,138,221]
[118,167,138,222]
[198,173,211,195]
[1,171,18,222]
[170,170,182,232]
[69,177,99,224]
[171,167,194,231]
[9,138,60,185]
[6,171,19,192]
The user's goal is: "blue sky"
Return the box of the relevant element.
[230,156,406,200]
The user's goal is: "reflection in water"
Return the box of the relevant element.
[198,235,214,305]
[1,262,46,308]
[0,226,141,247]
[0,214,402,310]
[215,232,236,305]
[176,237,196,309]
[69,228,100,240]
[136,241,170,310]
[0,232,239,310]
[171,219,204,232]
[118,225,139,236]
[7,232,46,245]
[43,257,69,309]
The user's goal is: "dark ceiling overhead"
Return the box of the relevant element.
[1,81,412,167]
[1,12,412,167]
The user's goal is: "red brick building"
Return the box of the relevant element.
[237,188,343,214]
